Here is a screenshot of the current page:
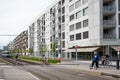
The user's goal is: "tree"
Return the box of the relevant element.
[28,48,34,55]
[39,44,47,56]
[52,42,56,57]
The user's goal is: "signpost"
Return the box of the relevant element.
[75,45,80,66]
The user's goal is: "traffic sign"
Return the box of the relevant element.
[117,46,120,51]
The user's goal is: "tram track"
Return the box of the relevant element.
[0,56,40,65]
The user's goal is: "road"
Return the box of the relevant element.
[0,58,117,80]
[15,65,114,80]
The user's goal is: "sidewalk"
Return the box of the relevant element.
[0,65,39,80]
[58,60,120,78]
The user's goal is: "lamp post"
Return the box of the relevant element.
[116,46,120,70]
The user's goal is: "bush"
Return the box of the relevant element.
[20,56,61,64]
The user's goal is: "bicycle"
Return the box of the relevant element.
[104,59,112,66]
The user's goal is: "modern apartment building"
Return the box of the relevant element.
[13,30,28,55]
[28,0,120,60]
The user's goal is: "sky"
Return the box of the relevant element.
[0,0,55,47]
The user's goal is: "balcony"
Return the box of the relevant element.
[57,13,61,18]
[103,20,116,29]
[58,22,61,26]
[103,6,116,15]
[52,8,55,14]
[103,34,116,39]
[57,4,61,9]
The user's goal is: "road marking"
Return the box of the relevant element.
[27,72,40,80]
[0,79,4,80]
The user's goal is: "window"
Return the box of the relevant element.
[69,24,74,31]
[119,28,120,39]
[62,7,65,14]
[76,22,81,29]
[70,35,74,41]
[82,0,88,5]
[83,31,89,39]
[119,14,120,25]
[62,23,65,31]
[70,14,74,21]
[83,7,88,16]
[62,0,65,5]
[50,37,52,42]
[62,32,65,39]
[69,4,74,12]
[62,41,65,48]
[62,15,65,22]
[76,11,81,19]
[76,33,81,40]
[83,19,88,27]
[119,0,120,11]
[69,0,72,2]
[75,0,81,9]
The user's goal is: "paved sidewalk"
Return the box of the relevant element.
[0,65,39,80]
[58,60,120,78]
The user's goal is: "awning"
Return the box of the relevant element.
[111,46,117,51]
[64,47,99,52]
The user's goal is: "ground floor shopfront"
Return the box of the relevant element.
[63,46,119,61]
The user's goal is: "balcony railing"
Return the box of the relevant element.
[57,13,61,17]
[103,34,116,39]
[57,4,61,9]
[103,20,116,28]
[103,6,116,15]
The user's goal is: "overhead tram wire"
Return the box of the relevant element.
[0,35,17,36]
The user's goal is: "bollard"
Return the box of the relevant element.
[116,59,119,70]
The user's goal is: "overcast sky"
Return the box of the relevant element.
[0,0,54,47]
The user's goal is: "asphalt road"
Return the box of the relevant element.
[15,65,114,80]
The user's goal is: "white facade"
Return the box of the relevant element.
[28,0,120,60]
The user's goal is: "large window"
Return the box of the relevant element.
[69,24,74,31]
[83,19,88,27]
[76,11,81,19]
[70,14,74,21]
[76,33,81,40]
[75,0,81,9]
[76,22,81,29]
[83,7,88,16]
[69,4,74,12]
[83,31,89,39]
[70,35,74,41]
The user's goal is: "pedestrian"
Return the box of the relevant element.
[90,52,100,69]
[15,53,19,65]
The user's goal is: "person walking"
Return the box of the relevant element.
[15,53,19,65]
[90,52,100,69]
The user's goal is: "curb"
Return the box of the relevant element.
[101,72,120,78]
